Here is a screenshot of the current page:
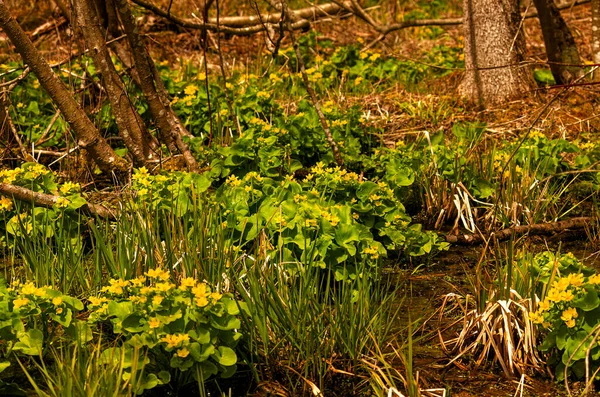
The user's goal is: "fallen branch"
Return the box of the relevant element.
[131,0,350,28]
[130,0,318,35]
[445,216,592,245]
[131,0,591,36]
[0,183,117,220]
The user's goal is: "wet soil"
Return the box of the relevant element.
[396,241,600,397]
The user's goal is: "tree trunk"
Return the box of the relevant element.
[73,0,156,166]
[113,0,199,172]
[460,0,532,106]
[593,0,600,81]
[533,0,583,84]
[0,1,129,174]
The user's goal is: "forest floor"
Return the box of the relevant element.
[3,1,600,396]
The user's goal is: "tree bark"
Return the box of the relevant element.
[533,0,583,84]
[593,0,600,81]
[113,0,199,172]
[73,0,156,166]
[460,0,532,107]
[0,1,128,174]
[445,217,591,245]
[0,183,116,219]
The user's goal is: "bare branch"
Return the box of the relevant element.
[0,0,129,173]
[0,183,117,220]
[445,217,592,245]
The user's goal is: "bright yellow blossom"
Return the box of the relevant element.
[148,318,161,329]
[13,297,30,309]
[176,347,190,358]
[161,333,190,349]
[145,268,170,281]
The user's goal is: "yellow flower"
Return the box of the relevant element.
[56,307,63,314]
[553,277,571,292]
[130,277,146,287]
[148,318,161,329]
[146,268,170,281]
[180,277,196,290]
[130,295,147,304]
[362,245,380,260]
[210,292,222,301]
[184,84,198,96]
[59,182,80,195]
[538,300,550,312]
[561,307,578,325]
[152,295,164,306]
[528,310,544,324]
[589,274,600,285]
[52,297,63,306]
[192,284,207,297]
[565,319,576,328]
[195,296,209,307]
[13,297,30,309]
[176,347,190,358]
[88,296,107,307]
[140,286,152,295]
[567,273,584,288]
[562,290,575,302]
[369,53,381,62]
[20,282,37,295]
[161,333,190,349]
[0,196,13,212]
[226,175,241,187]
[55,197,70,208]
[256,91,270,99]
[154,282,175,293]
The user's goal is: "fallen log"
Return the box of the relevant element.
[445,216,593,245]
[0,183,116,220]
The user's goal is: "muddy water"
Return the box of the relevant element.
[390,242,600,397]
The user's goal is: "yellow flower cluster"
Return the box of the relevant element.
[226,175,241,187]
[256,90,270,99]
[55,197,70,209]
[0,168,22,184]
[362,245,380,260]
[0,196,13,212]
[321,211,340,227]
[162,333,190,349]
[560,307,578,328]
[59,181,80,195]
[528,130,546,140]
[577,141,595,151]
[529,272,591,329]
[493,153,510,172]
[9,281,66,315]
[331,119,348,128]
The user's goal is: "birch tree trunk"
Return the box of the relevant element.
[460,0,532,107]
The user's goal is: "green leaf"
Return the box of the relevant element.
[215,346,237,366]
[65,321,93,344]
[356,182,379,201]
[573,287,600,311]
[13,329,43,355]
[533,69,555,86]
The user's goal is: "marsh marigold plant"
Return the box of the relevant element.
[528,254,600,381]
[87,268,242,393]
